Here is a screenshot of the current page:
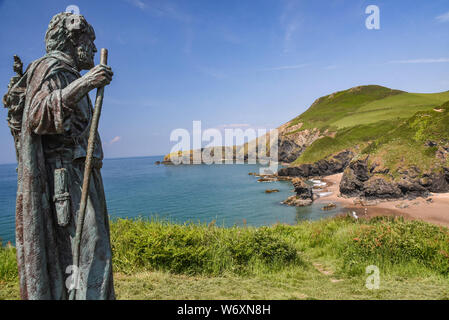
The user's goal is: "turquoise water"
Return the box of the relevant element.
[0,156,342,244]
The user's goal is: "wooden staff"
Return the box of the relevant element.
[69,48,108,300]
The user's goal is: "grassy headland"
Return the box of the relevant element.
[291,86,449,165]
[2,216,449,300]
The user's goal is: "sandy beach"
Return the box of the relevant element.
[315,173,449,227]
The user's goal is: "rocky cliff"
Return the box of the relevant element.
[164,85,449,202]
[277,150,354,178]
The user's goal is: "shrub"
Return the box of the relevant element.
[110,218,300,276]
[340,216,449,276]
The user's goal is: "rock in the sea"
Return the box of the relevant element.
[322,203,337,211]
[282,177,314,207]
[291,177,313,200]
[282,195,313,207]
[265,189,280,193]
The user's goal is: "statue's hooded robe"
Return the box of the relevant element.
[15,50,114,300]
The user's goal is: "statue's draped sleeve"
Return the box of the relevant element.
[27,63,73,135]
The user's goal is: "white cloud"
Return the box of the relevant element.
[262,64,308,71]
[197,66,227,79]
[280,0,303,53]
[109,136,121,145]
[389,58,449,64]
[126,0,192,23]
[218,124,251,129]
[436,11,449,23]
[127,0,146,10]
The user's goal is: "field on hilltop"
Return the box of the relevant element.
[358,102,449,177]
[290,85,449,165]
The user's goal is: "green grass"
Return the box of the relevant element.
[288,85,405,131]
[289,86,449,132]
[110,218,300,276]
[293,120,397,165]
[359,102,449,176]
[0,242,17,283]
[2,216,449,300]
[331,91,449,129]
[285,85,449,165]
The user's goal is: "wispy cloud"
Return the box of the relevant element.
[109,136,121,145]
[126,0,192,23]
[197,66,228,79]
[389,58,449,64]
[125,0,193,54]
[436,11,449,23]
[280,0,303,53]
[261,64,308,71]
[128,0,146,10]
[218,124,251,129]
[220,28,242,45]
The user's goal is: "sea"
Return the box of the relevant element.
[0,155,343,244]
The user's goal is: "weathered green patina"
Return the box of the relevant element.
[3,12,115,300]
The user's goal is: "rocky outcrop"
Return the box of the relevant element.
[282,177,314,207]
[282,196,312,207]
[277,150,354,178]
[291,177,313,200]
[340,156,449,199]
[276,123,328,163]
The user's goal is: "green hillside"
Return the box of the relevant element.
[291,85,449,165]
[360,102,449,176]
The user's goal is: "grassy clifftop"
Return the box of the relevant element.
[291,85,449,165]
[289,85,404,132]
[359,102,449,176]
[2,216,449,299]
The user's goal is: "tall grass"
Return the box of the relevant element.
[2,216,449,284]
[110,218,301,276]
[293,215,449,277]
[0,242,17,282]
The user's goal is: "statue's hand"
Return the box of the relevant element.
[84,64,113,90]
[61,64,113,107]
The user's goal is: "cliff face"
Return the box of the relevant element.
[338,106,449,199]
[276,122,326,163]
[273,86,449,200]
[277,150,354,178]
[340,155,449,199]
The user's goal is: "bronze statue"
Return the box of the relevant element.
[3,12,115,299]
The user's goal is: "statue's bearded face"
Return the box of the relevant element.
[74,32,97,70]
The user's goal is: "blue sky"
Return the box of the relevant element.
[1,0,449,164]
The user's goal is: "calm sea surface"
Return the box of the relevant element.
[0,156,342,244]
